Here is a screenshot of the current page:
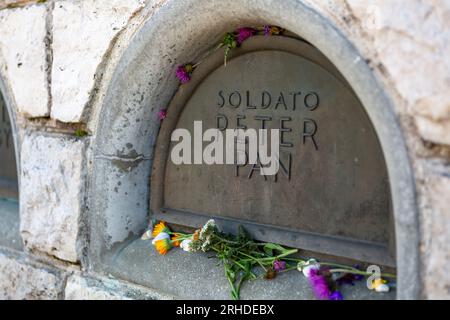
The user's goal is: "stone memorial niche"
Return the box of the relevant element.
[0,94,18,199]
[151,36,395,267]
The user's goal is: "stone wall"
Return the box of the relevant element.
[0,0,448,299]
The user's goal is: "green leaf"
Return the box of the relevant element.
[74,128,88,137]
[263,246,273,256]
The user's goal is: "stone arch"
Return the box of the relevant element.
[87,0,419,299]
[0,73,20,182]
[0,68,22,251]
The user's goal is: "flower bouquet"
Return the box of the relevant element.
[142,219,396,300]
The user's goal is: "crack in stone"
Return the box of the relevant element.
[95,152,151,162]
[44,0,55,117]
[95,151,151,172]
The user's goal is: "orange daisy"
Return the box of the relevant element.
[152,221,170,238]
[154,237,173,255]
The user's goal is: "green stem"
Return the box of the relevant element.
[241,249,298,263]
[280,257,306,264]
[167,231,191,238]
[318,262,361,271]
[329,268,397,279]
[235,274,247,300]
[212,234,240,245]
[193,43,224,68]
[227,275,238,300]
[238,251,268,271]
[277,266,298,274]
[211,246,256,278]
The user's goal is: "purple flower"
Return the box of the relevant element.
[307,268,332,300]
[236,27,256,45]
[264,25,271,36]
[273,260,286,272]
[330,291,344,300]
[175,64,193,84]
[158,109,167,120]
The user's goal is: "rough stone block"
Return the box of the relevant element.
[346,0,450,146]
[20,133,86,263]
[64,274,172,300]
[413,95,450,146]
[50,0,145,122]
[0,4,49,117]
[0,1,37,9]
[420,163,450,299]
[0,251,63,299]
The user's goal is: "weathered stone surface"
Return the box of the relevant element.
[65,274,172,300]
[65,275,130,300]
[0,4,49,117]
[342,0,450,296]
[20,133,86,263]
[418,161,450,299]
[50,0,145,123]
[345,0,450,146]
[413,95,450,146]
[0,251,63,299]
[0,0,42,10]
[95,157,151,246]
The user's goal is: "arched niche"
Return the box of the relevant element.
[0,74,22,251]
[88,0,419,299]
[150,35,396,268]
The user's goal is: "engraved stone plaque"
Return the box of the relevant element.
[151,36,394,266]
[0,95,18,199]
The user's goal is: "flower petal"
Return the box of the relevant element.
[152,232,170,245]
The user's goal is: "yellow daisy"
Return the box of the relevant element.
[154,238,173,255]
[152,221,170,238]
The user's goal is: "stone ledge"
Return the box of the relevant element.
[65,273,174,300]
[100,237,396,300]
[0,249,65,299]
[0,198,23,251]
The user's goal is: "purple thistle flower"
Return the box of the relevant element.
[236,27,256,45]
[175,64,193,84]
[273,260,286,272]
[307,268,332,300]
[330,291,344,300]
[158,109,167,120]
